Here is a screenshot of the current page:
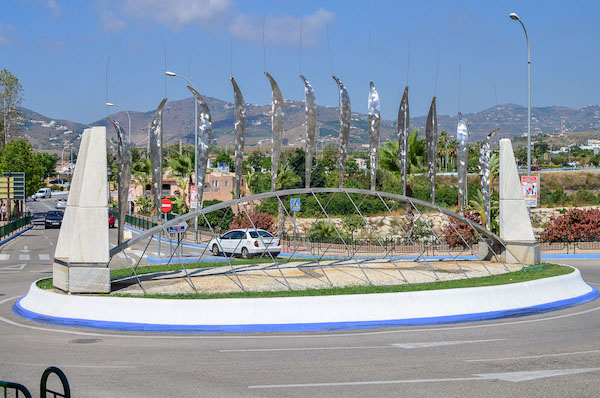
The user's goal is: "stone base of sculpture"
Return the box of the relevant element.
[477,239,540,265]
[53,262,110,294]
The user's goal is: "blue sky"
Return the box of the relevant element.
[1,0,599,124]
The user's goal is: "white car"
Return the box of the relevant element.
[208,229,281,259]
[34,188,52,199]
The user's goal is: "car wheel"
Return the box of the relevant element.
[212,244,220,256]
[241,247,250,259]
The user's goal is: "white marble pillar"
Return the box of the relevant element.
[53,126,110,293]
[498,138,540,264]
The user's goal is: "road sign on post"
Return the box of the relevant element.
[0,172,25,200]
[290,198,301,212]
[190,185,198,209]
[161,198,173,213]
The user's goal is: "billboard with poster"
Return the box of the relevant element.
[521,176,538,207]
[190,185,198,209]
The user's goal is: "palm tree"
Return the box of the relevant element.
[378,129,426,235]
[132,157,152,195]
[169,153,195,208]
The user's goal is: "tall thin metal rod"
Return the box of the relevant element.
[326,24,334,75]
[299,18,303,75]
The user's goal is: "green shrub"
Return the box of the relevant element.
[342,214,366,234]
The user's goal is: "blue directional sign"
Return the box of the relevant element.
[290,198,301,212]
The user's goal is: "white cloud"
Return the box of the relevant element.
[45,0,61,18]
[0,24,18,45]
[119,0,233,26]
[99,10,127,33]
[231,8,335,46]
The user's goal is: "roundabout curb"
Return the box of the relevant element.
[13,267,598,334]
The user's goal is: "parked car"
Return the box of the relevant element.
[531,166,541,171]
[49,178,68,184]
[208,229,281,259]
[109,212,115,228]
[55,197,67,209]
[34,188,52,199]
[44,210,64,229]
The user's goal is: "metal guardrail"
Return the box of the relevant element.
[125,214,157,230]
[0,215,31,241]
[0,366,69,398]
[0,380,33,398]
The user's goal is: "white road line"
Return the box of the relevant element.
[1,361,135,369]
[0,254,9,261]
[19,254,30,261]
[0,264,25,271]
[248,368,600,389]
[221,339,504,353]
[39,254,50,261]
[466,349,600,363]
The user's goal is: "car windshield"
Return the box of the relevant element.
[47,211,62,217]
[248,230,273,238]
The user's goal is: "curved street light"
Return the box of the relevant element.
[509,12,531,177]
[106,102,132,143]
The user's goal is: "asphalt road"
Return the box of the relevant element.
[1,218,599,397]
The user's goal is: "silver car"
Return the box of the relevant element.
[208,229,281,259]
[55,197,67,209]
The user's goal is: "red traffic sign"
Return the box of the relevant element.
[161,198,173,213]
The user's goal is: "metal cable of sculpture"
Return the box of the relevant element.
[230,77,247,199]
[149,98,167,220]
[479,128,499,229]
[265,72,284,192]
[332,76,351,189]
[457,113,469,212]
[300,75,317,189]
[426,97,438,204]
[397,86,410,196]
[107,117,131,246]
[368,81,380,191]
[187,86,212,206]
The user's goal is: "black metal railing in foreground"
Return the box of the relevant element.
[0,215,31,241]
[0,366,69,398]
[125,214,157,230]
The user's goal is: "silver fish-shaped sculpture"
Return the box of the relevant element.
[479,128,499,229]
[265,72,284,192]
[149,98,167,220]
[230,77,247,199]
[397,86,409,196]
[368,81,381,191]
[332,76,351,189]
[300,75,317,188]
[426,97,438,204]
[457,113,469,212]
[107,117,131,246]
[187,86,212,207]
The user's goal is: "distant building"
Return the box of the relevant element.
[354,158,368,171]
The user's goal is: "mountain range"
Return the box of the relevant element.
[18,95,600,153]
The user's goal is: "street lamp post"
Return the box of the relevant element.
[166,71,199,237]
[106,103,131,143]
[510,12,531,177]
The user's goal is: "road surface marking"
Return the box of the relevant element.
[248,368,600,389]
[0,254,9,261]
[39,254,50,261]
[392,339,504,349]
[20,246,30,254]
[466,349,600,363]
[0,263,26,271]
[221,339,504,353]
[19,254,30,261]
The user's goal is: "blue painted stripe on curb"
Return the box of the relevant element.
[542,254,600,259]
[12,286,599,334]
[0,225,33,246]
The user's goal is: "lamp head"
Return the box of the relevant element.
[165,71,177,76]
[509,13,520,20]
[106,102,114,106]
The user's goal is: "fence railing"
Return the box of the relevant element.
[536,231,600,254]
[125,214,157,231]
[0,215,31,241]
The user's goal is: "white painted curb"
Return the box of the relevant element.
[18,267,594,330]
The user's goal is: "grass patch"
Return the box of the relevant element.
[35,263,574,299]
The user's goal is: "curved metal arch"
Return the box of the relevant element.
[110,188,506,258]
